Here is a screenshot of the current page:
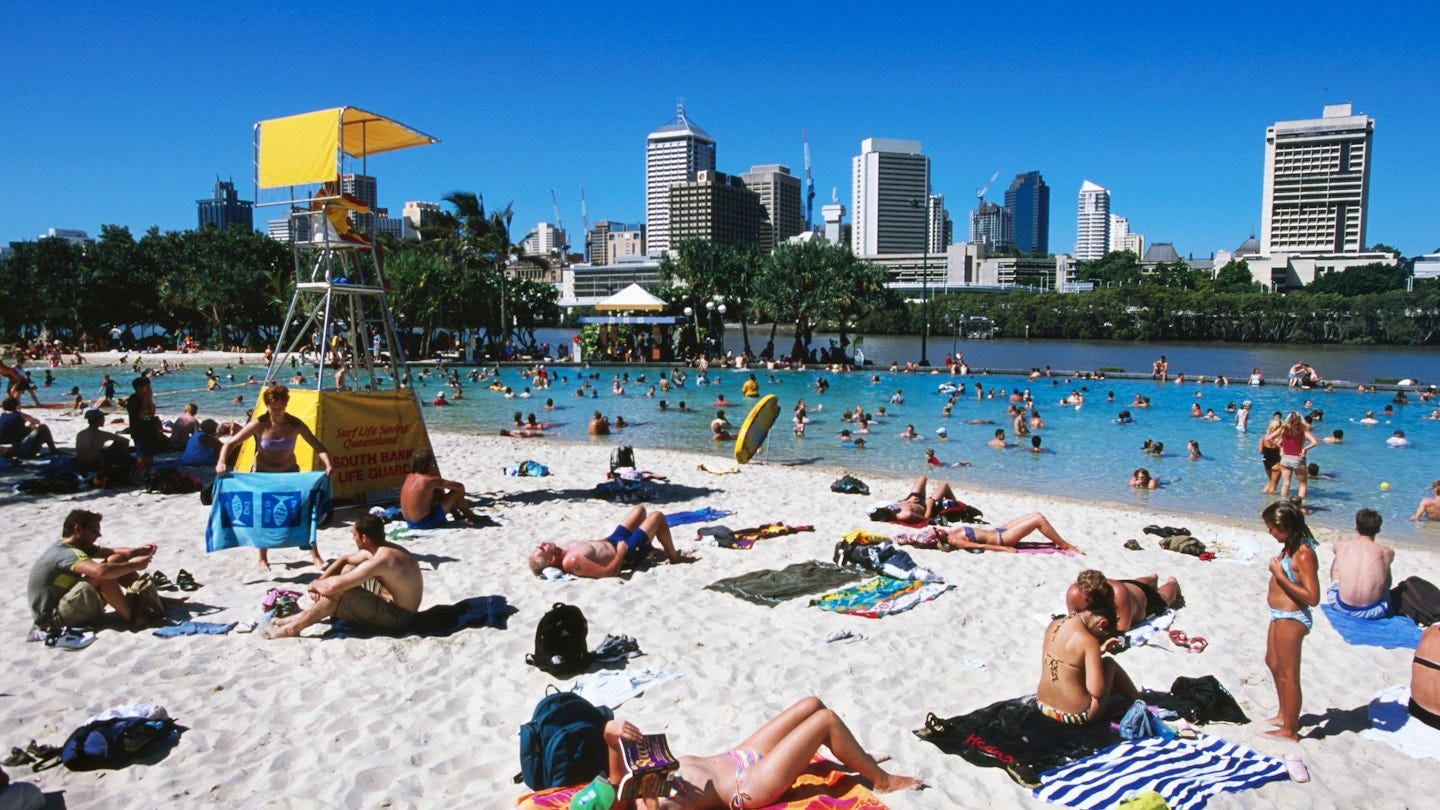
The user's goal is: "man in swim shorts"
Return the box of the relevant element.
[1326,508,1395,619]
[1066,570,1181,633]
[264,515,422,639]
[527,506,690,579]
[400,448,482,528]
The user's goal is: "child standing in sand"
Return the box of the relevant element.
[1260,500,1321,741]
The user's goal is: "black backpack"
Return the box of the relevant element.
[526,603,591,677]
[60,716,178,771]
[518,689,614,789]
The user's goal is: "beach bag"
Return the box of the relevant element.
[1390,576,1440,626]
[526,603,591,678]
[518,689,614,789]
[1159,534,1206,556]
[60,715,177,770]
[145,467,201,495]
[126,575,167,628]
[610,445,636,472]
[830,475,870,495]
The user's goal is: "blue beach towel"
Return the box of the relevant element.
[153,621,236,637]
[664,507,733,527]
[1035,735,1288,810]
[205,472,332,553]
[1320,602,1423,649]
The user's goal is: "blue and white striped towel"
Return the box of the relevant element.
[1034,734,1288,810]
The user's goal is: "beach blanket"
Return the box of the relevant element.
[153,621,235,637]
[1034,735,1289,810]
[205,472,331,552]
[812,577,953,618]
[1362,685,1440,760]
[323,595,515,639]
[665,507,734,527]
[706,561,863,607]
[1320,603,1423,649]
[568,668,681,709]
[515,756,887,809]
[915,697,1122,779]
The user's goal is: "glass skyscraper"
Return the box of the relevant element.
[1004,171,1049,256]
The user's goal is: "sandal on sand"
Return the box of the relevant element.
[1188,636,1208,654]
[1283,754,1310,782]
[176,569,200,591]
[149,571,178,592]
[3,747,33,767]
[272,596,300,619]
[1169,630,1190,648]
[1124,539,1142,551]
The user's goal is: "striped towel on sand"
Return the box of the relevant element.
[1034,734,1288,810]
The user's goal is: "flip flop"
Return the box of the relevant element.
[1188,636,1208,654]
[176,569,200,591]
[3,747,32,767]
[1283,754,1310,783]
[149,571,178,592]
[1169,630,1190,648]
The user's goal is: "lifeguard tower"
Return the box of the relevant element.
[242,107,440,500]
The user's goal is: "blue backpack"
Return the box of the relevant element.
[518,690,614,789]
[60,716,178,771]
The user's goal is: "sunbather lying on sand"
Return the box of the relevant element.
[868,476,959,523]
[528,506,691,579]
[899,512,1080,553]
[601,696,923,808]
[1065,570,1180,633]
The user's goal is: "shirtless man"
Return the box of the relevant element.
[527,506,689,579]
[1066,570,1181,633]
[868,476,961,523]
[1327,508,1395,619]
[400,448,481,529]
[264,515,422,639]
[587,411,610,436]
[711,410,733,441]
[74,408,130,471]
[1413,480,1440,521]
[908,511,1080,553]
[987,428,1009,449]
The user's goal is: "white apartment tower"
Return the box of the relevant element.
[851,138,930,255]
[1261,103,1373,255]
[1074,180,1110,260]
[645,103,716,255]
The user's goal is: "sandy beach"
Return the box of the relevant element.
[4,396,1438,808]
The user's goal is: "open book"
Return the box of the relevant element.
[617,733,680,801]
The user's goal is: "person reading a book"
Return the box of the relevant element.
[527,506,690,579]
[601,695,923,808]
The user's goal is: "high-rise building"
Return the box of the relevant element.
[402,201,441,232]
[970,201,1012,253]
[586,221,612,264]
[340,174,379,232]
[605,223,646,265]
[821,192,848,247]
[738,164,803,252]
[521,223,568,257]
[928,194,950,253]
[1004,171,1049,255]
[1074,180,1110,260]
[851,138,930,255]
[667,170,763,248]
[196,178,254,231]
[645,104,716,254]
[1261,103,1373,255]
[1108,214,1143,255]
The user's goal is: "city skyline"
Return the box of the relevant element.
[2,4,1438,259]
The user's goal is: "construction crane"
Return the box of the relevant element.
[975,166,1002,202]
[803,128,816,231]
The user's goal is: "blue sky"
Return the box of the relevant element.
[3,2,1438,258]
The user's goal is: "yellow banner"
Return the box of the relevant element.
[232,389,431,500]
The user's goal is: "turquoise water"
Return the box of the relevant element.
[80,358,1440,546]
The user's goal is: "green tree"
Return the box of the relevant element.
[1308,262,1411,296]
[1077,251,1143,287]
[1213,259,1257,293]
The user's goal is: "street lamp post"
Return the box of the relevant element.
[683,305,699,357]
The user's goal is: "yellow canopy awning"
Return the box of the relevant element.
[255,107,438,189]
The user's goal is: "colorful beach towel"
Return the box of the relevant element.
[323,595,516,639]
[205,472,331,552]
[1034,735,1289,810]
[706,561,864,607]
[1320,603,1423,649]
[515,756,887,809]
[812,577,953,618]
[1362,685,1440,760]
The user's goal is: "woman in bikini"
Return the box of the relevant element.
[216,384,334,571]
[1260,500,1320,742]
[868,476,960,523]
[901,512,1079,553]
[1036,570,1137,724]
[600,696,922,808]
[1411,626,1440,731]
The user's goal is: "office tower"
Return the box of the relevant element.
[851,138,930,255]
[1074,180,1110,260]
[605,223,645,264]
[739,164,804,252]
[266,216,310,242]
[1108,214,1143,255]
[1261,103,1373,254]
[196,178,254,231]
[339,173,379,231]
[928,194,949,253]
[821,192,848,246]
[586,221,612,264]
[402,201,441,232]
[521,222,567,257]
[645,103,716,254]
[970,201,1012,253]
[1004,171,1049,255]
[667,170,763,248]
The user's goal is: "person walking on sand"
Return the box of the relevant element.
[1260,501,1320,742]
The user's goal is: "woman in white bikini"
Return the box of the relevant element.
[216,384,333,570]
[601,696,922,808]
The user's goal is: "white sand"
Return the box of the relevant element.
[3,407,1438,808]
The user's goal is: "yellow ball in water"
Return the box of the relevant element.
[1381,482,1390,490]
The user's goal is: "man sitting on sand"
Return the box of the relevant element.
[74,408,130,472]
[527,505,690,579]
[0,396,57,459]
[27,509,155,630]
[264,515,422,639]
[400,448,482,529]
[1327,508,1395,619]
[1065,570,1181,633]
